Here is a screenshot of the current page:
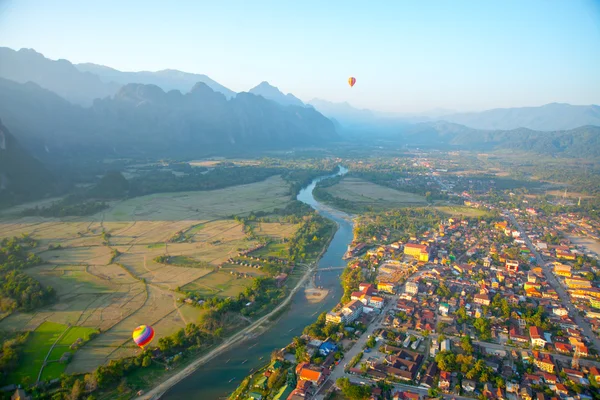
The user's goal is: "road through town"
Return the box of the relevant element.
[508,212,600,351]
[313,296,398,400]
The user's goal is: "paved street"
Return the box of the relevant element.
[508,212,600,351]
[313,206,599,400]
[314,293,398,399]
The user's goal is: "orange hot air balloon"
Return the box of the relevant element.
[348,77,356,87]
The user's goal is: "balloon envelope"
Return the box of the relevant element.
[133,325,155,348]
[348,77,356,87]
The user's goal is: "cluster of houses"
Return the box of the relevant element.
[348,345,424,382]
[243,339,342,400]
[240,159,600,399]
[510,207,600,333]
[325,283,388,325]
[332,207,600,398]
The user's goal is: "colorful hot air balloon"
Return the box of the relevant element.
[348,77,356,87]
[132,325,155,349]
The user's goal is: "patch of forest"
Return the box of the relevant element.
[0,236,55,312]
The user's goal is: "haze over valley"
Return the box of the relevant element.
[0,2,599,400]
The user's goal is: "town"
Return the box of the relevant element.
[231,158,600,400]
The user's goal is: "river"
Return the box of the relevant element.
[162,167,353,400]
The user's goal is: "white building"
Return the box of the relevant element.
[340,299,364,323]
[430,338,439,357]
[440,339,451,352]
[529,326,547,348]
[553,307,568,317]
[326,299,364,324]
[405,281,419,295]
[368,296,384,309]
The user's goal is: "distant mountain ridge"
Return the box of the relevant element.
[0,78,337,160]
[309,99,376,124]
[0,46,598,160]
[0,47,120,106]
[3,47,598,132]
[0,46,238,105]
[440,103,600,131]
[311,99,600,132]
[399,121,600,158]
[0,119,55,206]
[77,63,236,99]
[249,82,305,107]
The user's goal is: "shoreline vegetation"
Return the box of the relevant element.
[138,210,339,400]
[0,164,345,400]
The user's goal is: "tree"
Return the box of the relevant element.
[366,336,376,348]
[20,375,31,388]
[360,362,368,373]
[295,345,308,363]
[84,374,98,393]
[267,369,281,389]
[117,379,128,394]
[158,336,174,352]
[142,356,152,367]
[474,317,491,340]
[172,328,185,346]
[501,299,511,319]
[496,377,505,388]
[336,377,371,400]
[69,380,83,400]
[460,335,474,354]
[61,374,75,390]
[435,351,456,371]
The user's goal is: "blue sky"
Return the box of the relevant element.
[1,0,599,112]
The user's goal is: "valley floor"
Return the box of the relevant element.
[0,176,298,382]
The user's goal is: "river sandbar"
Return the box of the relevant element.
[305,288,330,303]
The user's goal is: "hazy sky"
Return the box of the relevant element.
[1,0,599,112]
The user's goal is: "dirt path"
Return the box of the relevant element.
[37,324,71,383]
[136,259,318,400]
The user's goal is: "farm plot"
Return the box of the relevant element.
[67,284,192,374]
[323,177,427,208]
[106,220,200,247]
[0,263,147,334]
[118,250,214,291]
[7,322,67,383]
[43,246,114,266]
[253,222,299,240]
[0,220,101,251]
[181,271,255,298]
[103,175,291,222]
[0,177,294,377]
[187,220,245,244]
[40,325,99,381]
[28,264,118,295]
[249,242,288,258]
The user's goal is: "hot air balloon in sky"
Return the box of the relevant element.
[348,77,356,87]
[133,325,155,349]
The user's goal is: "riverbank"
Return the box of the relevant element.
[137,220,339,400]
[138,261,320,399]
[158,166,354,399]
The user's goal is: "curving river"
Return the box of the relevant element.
[162,167,353,400]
